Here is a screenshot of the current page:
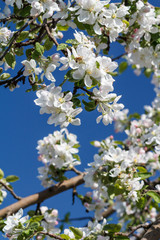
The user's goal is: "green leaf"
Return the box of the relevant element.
[137,197,146,209]
[57,24,69,31]
[0,220,5,231]
[60,234,70,240]
[5,53,16,69]
[35,42,44,56]
[30,215,44,222]
[16,31,29,42]
[119,61,128,74]
[137,166,147,173]
[146,191,160,203]
[82,100,97,111]
[29,221,40,229]
[114,236,129,240]
[64,212,70,223]
[72,154,80,161]
[136,172,152,180]
[0,169,4,179]
[73,144,80,148]
[44,38,53,51]
[0,73,10,80]
[69,227,83,239]
[57,43,68,51]
[96,61,100,69]
[16,21,25,30]
[27,210,35,217]
[26,49,33,58]
[122,19,129,27]
[66,39,78,44]
[103,224,121,233]
[72,98,81,107]
[6,175,19,182]
[18,6,31,17]
[128,113,140,120]
[15,48,24,56]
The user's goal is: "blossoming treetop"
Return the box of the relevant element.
[0,0,160,239]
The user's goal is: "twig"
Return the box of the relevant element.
[0,180,22,200]
[112,52,127,61]
[60,216,93,222]
[0,15,32,23]
[0,67,24,87]
[74,86,93,96]
[71,167,83,175]
[0,14,39,61]
[39,232,65,240]
[44,23,68,56]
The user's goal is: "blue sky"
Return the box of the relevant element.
[0,0,159,231]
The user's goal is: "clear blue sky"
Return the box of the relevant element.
[0,0,159,230]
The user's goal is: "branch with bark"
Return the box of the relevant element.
[0,174,85,219]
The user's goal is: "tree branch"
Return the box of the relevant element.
[141,218,160,240]
[0,174,85,219]
[0,180,22,200]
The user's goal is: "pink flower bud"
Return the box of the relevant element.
[86,192,92,197]
[110,135,114,140]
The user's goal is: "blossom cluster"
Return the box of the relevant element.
[37,128,80,187]
[34,83,82,128]
[3,209,28,239]
[84,118,160,219]
[124,0,160,85]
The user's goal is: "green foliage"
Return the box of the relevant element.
[103,223,121,233]
[135,172,152,180]
[0,169,4,179]
[57,24,69,31]
[6,175,19,182]
[16,31,29,42]
[44,38,53,51]
[119,61,128,74]
[82,100,97,112]
[69,226,83,239]
[146,191,160,203]
[57,43,68,51]
[144,68,152,78]
[0,73,10,80]
[5,52,16,69]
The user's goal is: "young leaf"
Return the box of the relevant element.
[69,227,83,239]
[16,31,29,42]
[5,53,16,69]
[0,169,4,179]
[57,43,68,51]
[0,73,10,80]
[119,61,128,74]
[103,223,121,233]
[6,175,19,182]
[146,191,160,203]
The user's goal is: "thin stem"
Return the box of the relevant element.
[0,180,22,200]
[71,167,83,175]
[39,232,65,240]
[112,52,127,61]
[0,14,39,61]
[44,23,68,56]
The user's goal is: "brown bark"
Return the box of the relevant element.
[0,174,84,219]
[141,218,160,240]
